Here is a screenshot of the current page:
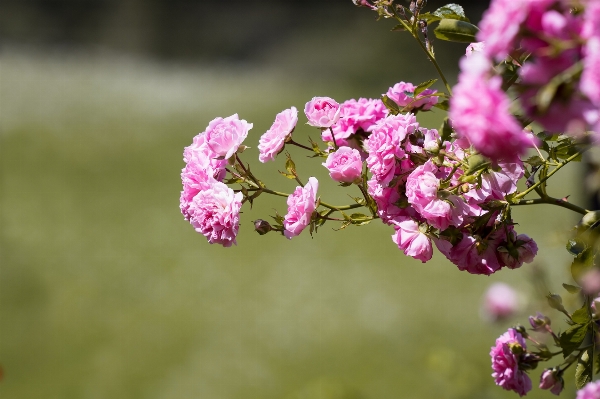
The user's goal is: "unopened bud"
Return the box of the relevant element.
[547,293,567,314]
[253,219,272,235]
[424,140,440,154]
[520,353,539,370]
[528,312,551,332]
[514,324,528,338]
[539,368,564,395]
[508,342,524,355]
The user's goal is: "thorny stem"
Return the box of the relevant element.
[288,139,314,152]
[512,196,589,215]
[514,148,588,200]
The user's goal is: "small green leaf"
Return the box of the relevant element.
[572,304,592,324]
[391,24,406,32]
[382,95,400,115]
[466,154,491,175]
[434,19,479,43]
[414,79,438,96]
[524,156,544,167]
[278,171,296,180]
[349,213,372,226]
[433,99,449,111]
[439,117,453,143]
[285,157,296,175]
[563,283,582,294]
[432,4,469,22]
[560,323,589,357]
[417,12,441,24]
[576,349,593,389]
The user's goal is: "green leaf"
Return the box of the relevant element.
[572,303,592,324]
[391,24,406,32]
[285,157,296,175]
[278,170,296,180]
[560,323,589,357]
[466,154,491,175]
[349,213,372,226]
[382,95,400,115]
[433,99,449,111]
[524,156,544,167]
[439,117,453,143]
[417,12,441,24]
[576,349,593,389]
[563,283,582,294]
[432,4,470,22]
[434,19,479,43]
[414,79,438,96]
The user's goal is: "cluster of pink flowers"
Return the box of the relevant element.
[180,114,251,247]
[490,328,532,396]
[451,0,600,158]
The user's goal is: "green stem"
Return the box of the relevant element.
[318,201,363,211]
[514,149,587,200]
[288,140,314,152]
[511,196,589,215]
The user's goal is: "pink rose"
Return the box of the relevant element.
[187,182,243,247]
[490,328,532,397]
[304,97,341,128]
[323,147,363,183]
[284,177,319,239]
[386,81,438,111]
[477,0,530,61]
[577,381,600,399]
[497,233,538,269]
[482,282,519,321]
[405,161,439,213]
[204,114,252,160]
[258,107,298,163]
[539,369,563,396]
[391,219,433,262]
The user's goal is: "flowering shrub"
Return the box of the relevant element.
[180,0,600,395]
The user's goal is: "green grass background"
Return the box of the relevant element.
[0,19,588,399]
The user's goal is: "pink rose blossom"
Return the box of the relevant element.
[284,177,319,239]
[482,282,519,321]
[204,114,253,160]
[580,268,600,295]
[466,42,485,57]
[386,81,438,111]
[539,369,563,396]
[323,147,363,183]
[577,381,600,399]
[325,98,387,144]
[581,36,600,107]
[436,229,505,275]
[364,114,417,185]
[391,219,433,262]
[258,107,298,163]
[490,328,532,397]
[498,232,538,269]
[405,161,440,213]
[367,177,415,224]
[450,53,537,162]
[187,182,243,247]
[304,97,341,128]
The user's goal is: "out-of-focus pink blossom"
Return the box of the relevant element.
[386,81,438,111]
[450,53,537,162]
[539,369,564,396]
[364,114,417,185]
[203,114,252,160]
[391,219,433,262]
[187,182,243,247]
[477,0,531,61]
[582,37,600,107]
[577,381,600,399]
[497,233,538,269]
[258,107,298,163]
[482,282,519,321]
[323,147,363,183]
[581,268,600,295]
[304,97,341,128]
[284,177,319,239]
[466,42,485,57]
[490,328,532,397]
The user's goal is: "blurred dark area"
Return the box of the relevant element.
[1,0,489,63]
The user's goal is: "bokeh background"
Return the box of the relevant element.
[0,1,591,398]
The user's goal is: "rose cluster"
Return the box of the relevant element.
[451,0,600,162]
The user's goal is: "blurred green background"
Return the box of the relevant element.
[0,1,589,398]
